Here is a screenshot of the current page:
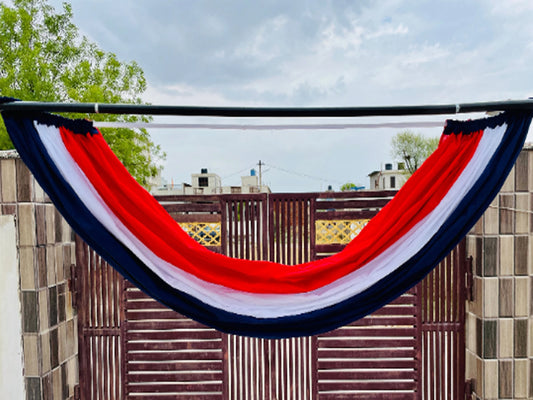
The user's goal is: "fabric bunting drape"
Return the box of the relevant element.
[1,101,531,338]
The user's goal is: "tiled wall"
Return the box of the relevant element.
[0,152,78,400]
[466,148,533,399]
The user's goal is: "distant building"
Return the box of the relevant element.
[152,168,271,195]
[368,162,407,190]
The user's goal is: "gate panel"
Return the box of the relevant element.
[317,291,419,400]
[269,194,315,264]
[220,194,268,260]
[75,192,467,400]
[75,236,123,400]
[418,240,466,399]
[224,194,316,399]
[123,285,224,399]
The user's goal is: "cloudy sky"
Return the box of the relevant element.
[46,0,533,191]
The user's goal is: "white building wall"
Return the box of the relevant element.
[0,215,25,399]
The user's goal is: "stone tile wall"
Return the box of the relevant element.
[0,152,78,400]
[466,148,533,399]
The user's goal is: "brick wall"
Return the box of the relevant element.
[0,152,78,400]
[466,147,533,399]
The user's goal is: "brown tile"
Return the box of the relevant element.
[498,318,513,358]
[471,217,483,235]
[25,377,41,400]
[484,198,499,235]
[49,287,58,327]
[1,204,16,215]
[531,276,533,318]
[484,359,498,398]
[514,277,529,317]
[514,319,528,358]
[499,235,514,276]
[483,237,498,276]
[35,204,46,246]
[515,150,529,191]
[52,362,62,399]
[55,245,64,282]
[66,319,75,358]
[483,320,497,359]
[1,158,17,202]
[46,246,57,286]
[475,237,483,276]
[61,363,69,399]
[499,278,514,317]
[515,193,529,233]
[19,247,36,290]
[58,292,66,324]
[65,291,74,321]
[39,289,49,331]
[65,358,78,397]
[514,359,528,399]
[58,323,66,364]
[42,373,52,400]
[40,332,51,374]
[37,246,47,289]
[483,278,499,317]
[23,334,40,376]
[15,158,32,201]
[500,194,515,234]
[50,327,59,369]
[476,356,484,398]
[45,204,55,245]
[530,359,533,399]
[531,193,533,233]
[499,360,513,398]
[18,203,36,247]
[501,166,515,193]
[22,291,38,333]
[465,350,476,384]
[466,313,477,352]
[63,246,72,276]
[476,317,482,356]
[54,208,62,243]
[514,236,528,275]
[33,179,45,202]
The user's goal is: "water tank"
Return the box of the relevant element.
[250,169,256,176]
[201,168,208,174]
[385,163,393,170]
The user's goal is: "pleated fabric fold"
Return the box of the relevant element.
[2,103,531,338]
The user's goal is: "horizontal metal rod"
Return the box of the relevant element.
[1,99,533,117]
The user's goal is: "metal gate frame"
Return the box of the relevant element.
[74,191,467,399]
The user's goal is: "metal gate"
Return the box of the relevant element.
[74,191,467,399]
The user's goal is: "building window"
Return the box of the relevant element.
[198,177,209,187]
[390,176,396,189]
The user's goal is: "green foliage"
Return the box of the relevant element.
[340,182,357,191]
[391,130,439,175]
[0,0,164,186]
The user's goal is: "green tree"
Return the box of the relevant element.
[391,130,439,175]
[0,0,164,185]
[340,182,357,191]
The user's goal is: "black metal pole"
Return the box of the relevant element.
[1,99,533,117]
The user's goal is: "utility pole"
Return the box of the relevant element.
[258,160,264,189]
